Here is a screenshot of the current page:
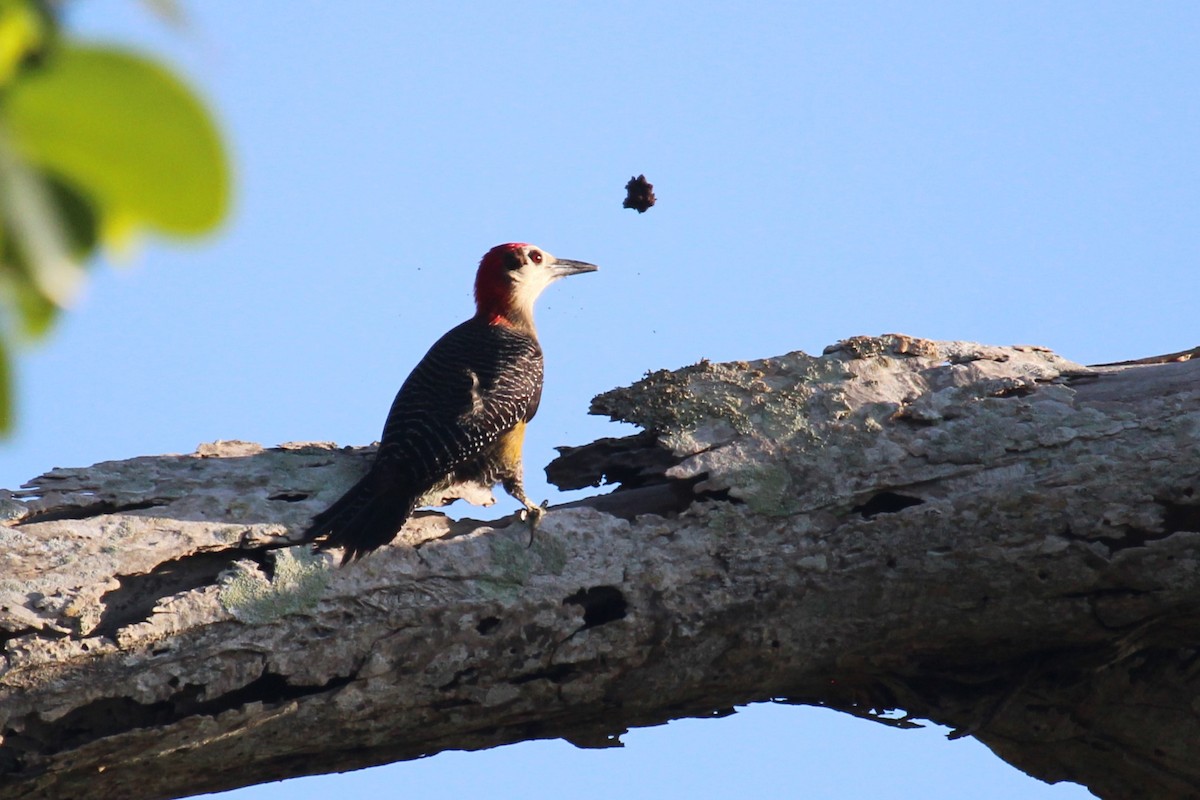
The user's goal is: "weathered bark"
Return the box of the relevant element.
[1,334,1198,800]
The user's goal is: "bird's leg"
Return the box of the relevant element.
[503,476,545,547]
[521,503,546,548]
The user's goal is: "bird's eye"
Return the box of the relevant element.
[528,250,543,264]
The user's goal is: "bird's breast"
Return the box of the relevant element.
[495,420,527,471]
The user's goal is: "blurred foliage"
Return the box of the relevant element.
[0,0,229,434]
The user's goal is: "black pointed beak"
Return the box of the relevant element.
[551,258,599,278]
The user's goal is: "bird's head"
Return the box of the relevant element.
[474,242,598,329]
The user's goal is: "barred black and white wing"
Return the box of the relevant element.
[302,319,543,562]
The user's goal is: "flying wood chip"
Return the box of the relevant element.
[623,174,656,213]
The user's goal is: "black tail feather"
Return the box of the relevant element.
[301,469,418,564]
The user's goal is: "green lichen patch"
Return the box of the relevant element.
[585,336,1109,524]
[219,546,330,625]
[488,535,534,587]
[477,530,570,600]
[530,533,568,575]
[592,351,846,455]
[475,577,521,602]
[729,464,802,516]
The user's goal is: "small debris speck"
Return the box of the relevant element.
[623,175,656,213]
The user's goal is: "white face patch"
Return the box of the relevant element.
[506,247,561,318]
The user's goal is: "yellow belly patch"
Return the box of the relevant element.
[496,420,526,469]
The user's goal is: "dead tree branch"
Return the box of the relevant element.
[1,335,1198,800]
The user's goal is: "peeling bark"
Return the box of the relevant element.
[1,335,1198,800]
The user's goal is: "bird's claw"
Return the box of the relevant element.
[520,501,547,547]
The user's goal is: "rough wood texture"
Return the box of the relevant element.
[1,334,1198,800]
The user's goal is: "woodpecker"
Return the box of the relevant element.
[302,243,598,562]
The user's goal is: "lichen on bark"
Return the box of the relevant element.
[219,547,331,624]
[1,335,1198,800]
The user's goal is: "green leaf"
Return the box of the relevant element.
[4,266,60,338]
[0,0,46,86]
[0,169,78,332]
[3,43,229,244]
[3,167,98,258]
[33,168,98,256]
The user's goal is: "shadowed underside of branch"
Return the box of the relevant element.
[1,335,1198,800]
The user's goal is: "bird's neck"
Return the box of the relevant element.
[476,303,537,335]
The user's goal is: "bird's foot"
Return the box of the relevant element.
[520,501,548,547]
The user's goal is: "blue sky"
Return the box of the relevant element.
[7,1,1197,797]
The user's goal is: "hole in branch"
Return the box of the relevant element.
[268,491,310,503]
[852,492,925,518]
[563,586,628,630]
[1162,499,1200,534]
